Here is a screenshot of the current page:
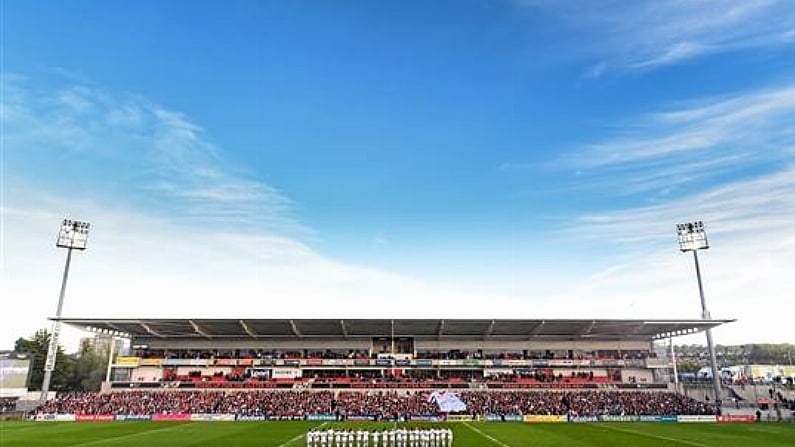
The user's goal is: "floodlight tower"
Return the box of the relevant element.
[40,219,91,404]
[676,221,721,407]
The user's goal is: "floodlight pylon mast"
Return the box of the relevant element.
[40,219,90,404]
[676,221,721,408]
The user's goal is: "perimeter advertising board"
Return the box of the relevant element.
[190,414,236,421]
[569,416,599,423]
[639,415,677,422]
[485,414,523,422]
[446,415,475,422]
[115,415,152,421]
[237,415,268,421]
[408,415,446,422]
[717,415,755,423]
[677,415,717,423]
[307,414,337,421]
[524,415,567,423]
[36,414,76,422]
[152,414,191,421]
[599,415,640,422]
[76,415,115,422]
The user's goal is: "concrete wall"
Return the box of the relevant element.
[131,367,163,382]
[621,368,654,384]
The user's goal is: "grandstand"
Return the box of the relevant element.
[57,318,730,391]
[29,316,795,435]
[21,318,731,420]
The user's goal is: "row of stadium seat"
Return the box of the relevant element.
[134,349,656,361]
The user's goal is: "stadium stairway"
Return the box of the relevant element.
[681,384,729,406]
[728,384,794,404]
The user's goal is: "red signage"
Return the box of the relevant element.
[717,415,756,423]
[152,413,191,421]
[76,414,114,422]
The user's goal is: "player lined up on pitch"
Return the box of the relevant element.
[307,428,453,447]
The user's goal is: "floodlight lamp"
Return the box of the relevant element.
[56,219,91,250]
[676,220,709,252]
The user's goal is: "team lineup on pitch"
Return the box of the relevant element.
[306,427,454,447]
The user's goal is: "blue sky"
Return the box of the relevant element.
[2,0,795,348]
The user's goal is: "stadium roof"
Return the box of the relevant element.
[56,318,733,341]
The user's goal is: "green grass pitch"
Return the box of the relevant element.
[2,421,794,447]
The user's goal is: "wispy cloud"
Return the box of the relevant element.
[555,82,795,241]
[518,0,795,72]
[573,165,795,247]
[582,61,608,80]
[630,42,709,70]
[557,83,795,195]
[2,76,303,234]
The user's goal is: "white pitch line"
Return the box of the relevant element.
[277,422,329,447]
[599,424,715,447]
[462,421,512,447]
[65,422,194,447]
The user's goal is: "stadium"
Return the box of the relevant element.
[10,316,794,447]
[6,2,795,447]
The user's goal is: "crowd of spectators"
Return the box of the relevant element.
[35,390,713,417]
[35,391,334,417]
[334,391,438,417]
[463,391,712,416]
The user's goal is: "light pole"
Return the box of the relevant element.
[670,337,679,394]
[40,219,90,404]
[676,221,721,408]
